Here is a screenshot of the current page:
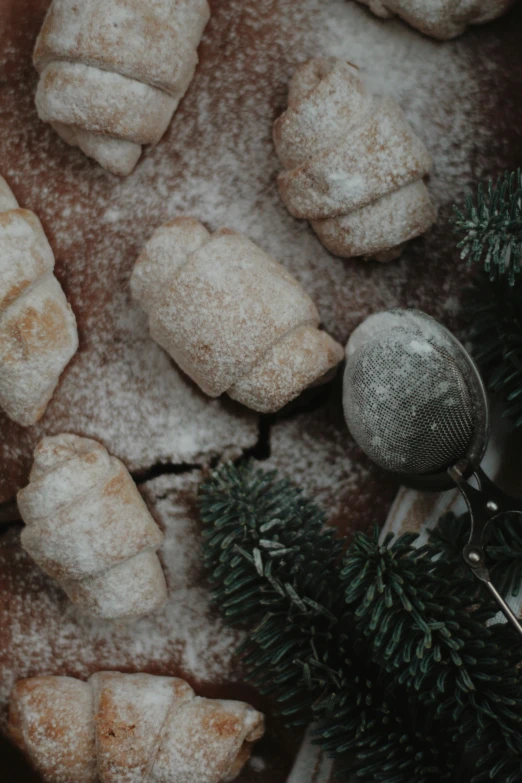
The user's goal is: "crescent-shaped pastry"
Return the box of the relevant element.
[8,672,265,783]
[131,217,344,413]
[274,58,437,262]
[33,0,211,175]
[0,176,78,426]
[17,434,167,620]
[356,0,516,40]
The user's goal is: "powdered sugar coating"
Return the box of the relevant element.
[8,676,96,783]
[0,0,513,504]
[91,672,194,783]
[17,434,167,620]
[131,218,344,412]
[0,177,78,427]
[33,0,211,175]
[356,0,516,40]
[274,58,437,259]
[0,471,245,733]
[8,671,264,783]
[153,694,264,783]
[312,180,436,262]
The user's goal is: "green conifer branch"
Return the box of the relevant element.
[199,462,349,716]
[199,463,522,782]
[342,530,522,778]
[199,463,456,781]
[451,171,522,428]
[465,272,522,427]
[313,675,459,782]
[452,170,522,283]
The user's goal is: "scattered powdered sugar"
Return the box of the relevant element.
[266,396,399,539]
[353,0,515,40]
[0,2,518,777]
[0,471,244,729]
[0,0,512,504]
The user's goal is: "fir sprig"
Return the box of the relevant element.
[451,172,522,427]
[343,530,522,769]
[200,463,457,781]
[452,170,522,282]
[465,272,522,427]
[199,461,349,719]
[199,463,522,782]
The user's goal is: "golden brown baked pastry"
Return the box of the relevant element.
[33,0,211,175]
[0,176,78,427]
[356,0,516,40]
[131,217,344,413]
[8,671,264,783]
[17,434,167,620]
[274,58,436,262]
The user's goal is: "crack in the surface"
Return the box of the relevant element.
[132,462,203,485]
[132,417,272,486]
[239,416,272,462]
[0,500,21,526]
[236,375,341,465]
[0,376,338,528]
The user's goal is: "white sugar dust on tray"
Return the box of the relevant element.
[0,0,508,504]
[0,3,517,782]
[0,471,244,730]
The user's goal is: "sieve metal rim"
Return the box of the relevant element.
[347,309,490,492]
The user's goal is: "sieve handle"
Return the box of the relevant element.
[485,580,522,639]
[449,463,522,638]
[474,466,522,513]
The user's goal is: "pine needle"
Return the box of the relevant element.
[465,272,522,427]
[452,170,522,284]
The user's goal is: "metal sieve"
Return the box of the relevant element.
[343,309,522,636]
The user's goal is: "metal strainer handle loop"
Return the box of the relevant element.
[449,463,522,638]
[485,581,522,638]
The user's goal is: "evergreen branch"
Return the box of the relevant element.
[343,529,522,779]
[199,461,349,717]
[470,620,522,781]
[465,272,522,427]
[472,742,522,783]
[199,464,522,782]
[199,463,457,782]
[452,170,522,283]
[313,682,459,782]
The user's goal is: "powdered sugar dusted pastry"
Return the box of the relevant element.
[131,217,344,413]
[33,0,211,175]
[17,434,167,620]
[273,58,437,262]
[8,672,265,783]
[356,0,516,40]
[0,176,78,427]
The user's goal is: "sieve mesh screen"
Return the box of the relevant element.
[343,325,476,475]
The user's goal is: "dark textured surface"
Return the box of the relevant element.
[1,0,522,780]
